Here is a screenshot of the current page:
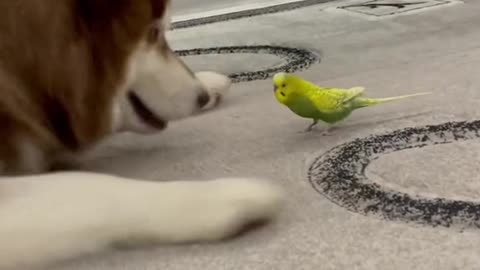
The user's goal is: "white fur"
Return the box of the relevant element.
[114,39,207,133]
[0,3,284,270]
[112,4,233,133]
[196,71,232,110]
[113,2,213,134]
[0,174,283,270]
[161,0,172,31]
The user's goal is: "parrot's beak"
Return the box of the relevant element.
[273,85,278,92]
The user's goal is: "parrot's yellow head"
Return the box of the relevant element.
[273,72,297,105]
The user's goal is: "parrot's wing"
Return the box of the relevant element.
[341,87,365,103]
[310,86,366,113]
[308,87,351,113]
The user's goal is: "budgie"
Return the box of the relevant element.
[272,72,431,134]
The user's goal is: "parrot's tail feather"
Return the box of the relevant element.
[354,92,431,108]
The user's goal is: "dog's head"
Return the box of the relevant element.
[117,0,212,133]
[77,0,212,134]
[0,0,217,154]
[0,0,225,171]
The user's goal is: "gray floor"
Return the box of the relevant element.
[57,0,480,269]
[171,0,276,16]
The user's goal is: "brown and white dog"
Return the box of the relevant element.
[0,1,283,269]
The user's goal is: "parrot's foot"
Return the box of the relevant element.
[303,126,314,133]
[303,120,319,132]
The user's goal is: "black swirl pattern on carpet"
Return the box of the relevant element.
[308,120,480,229]
[176,45,320,83]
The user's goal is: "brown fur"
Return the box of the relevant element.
[0,0,168,173]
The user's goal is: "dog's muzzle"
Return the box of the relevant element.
[127,91,168,130]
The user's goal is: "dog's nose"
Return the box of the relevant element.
[197,92,210,108]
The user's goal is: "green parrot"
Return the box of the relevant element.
[272,72,431,134]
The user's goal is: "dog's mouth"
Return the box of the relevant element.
[127,91,167,130]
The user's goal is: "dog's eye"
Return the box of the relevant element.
[147,26,160,43]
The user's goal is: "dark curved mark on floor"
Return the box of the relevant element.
[338,0,451,17]
[171,0,335,30]
[342,2,427,9]
[175,45,320,83]
[308,120,480,230]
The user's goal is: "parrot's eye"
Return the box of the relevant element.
[282,84,286,88]
[280,92,286,97]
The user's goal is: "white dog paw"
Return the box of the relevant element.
[194,178,284,241]
[195,71,232,110]
[156,178,284,243]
